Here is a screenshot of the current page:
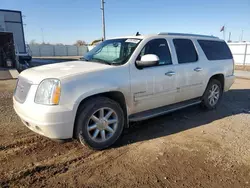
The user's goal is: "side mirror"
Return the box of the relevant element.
[136,54,159,68]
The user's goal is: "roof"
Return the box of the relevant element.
[110,32,221,41]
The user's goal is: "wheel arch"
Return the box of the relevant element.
[208,74,225,91]
[73,91,128,138]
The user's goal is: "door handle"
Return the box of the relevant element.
[165,71,175,76]
[194,67,202,72]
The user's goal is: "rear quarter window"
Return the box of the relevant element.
[198,40,233,60]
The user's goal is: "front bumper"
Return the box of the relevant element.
[224,75,235,91]
[13,96,75,139]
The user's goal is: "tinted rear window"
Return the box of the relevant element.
[173,39,198,64]
[198,40,232,60]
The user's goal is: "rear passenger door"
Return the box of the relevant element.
[173,38,205,102]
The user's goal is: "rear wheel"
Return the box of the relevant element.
[201,79,222,110]
[75,97,124,150]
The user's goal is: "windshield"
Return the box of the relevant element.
[82,38,141,65]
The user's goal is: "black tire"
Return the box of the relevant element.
[201,79,222,110]
[75,97,124,150]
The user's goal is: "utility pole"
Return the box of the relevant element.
[228,32,231,42]
[101,0,106,40]
[41,28,45,43]
[223,25,226,41]
[241,30,244,41]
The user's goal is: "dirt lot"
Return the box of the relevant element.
[0,79,250,188]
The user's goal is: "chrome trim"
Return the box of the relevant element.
[158,32,219,39]
[14,77,32,103]
[165,71,176,76]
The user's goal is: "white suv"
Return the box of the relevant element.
[13,33,235,150]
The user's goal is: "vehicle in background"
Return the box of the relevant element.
[0,9,32,72]
[13,32,235,150]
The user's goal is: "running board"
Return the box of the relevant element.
[129,98,201,122]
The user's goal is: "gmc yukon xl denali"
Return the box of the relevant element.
[13,33,235,150]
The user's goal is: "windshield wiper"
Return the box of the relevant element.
[91,58,112,65]
[79,57,89,61]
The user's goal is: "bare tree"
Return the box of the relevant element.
[74,40,87,46]
[42,42,51,45]
[29,39,38,45]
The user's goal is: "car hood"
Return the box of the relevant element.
[19,61,111,84]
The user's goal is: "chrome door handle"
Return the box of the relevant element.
[194,67,202,72]
[165,71,175,76]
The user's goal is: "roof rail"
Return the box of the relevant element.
[158,32,219,39]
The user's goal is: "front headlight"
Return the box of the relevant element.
[35,79,61,105]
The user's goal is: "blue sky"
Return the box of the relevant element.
[2,0,250,44]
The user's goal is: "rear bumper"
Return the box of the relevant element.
[224,75,235,92]
[13,97,74,139]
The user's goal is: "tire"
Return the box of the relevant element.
[201,79,222,110]
[75,97,124,150]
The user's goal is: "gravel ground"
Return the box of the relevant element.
[0,79,250,188]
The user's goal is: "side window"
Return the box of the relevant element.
[138,39,172,66]
[198,40,233,60]
[173,39,198,64]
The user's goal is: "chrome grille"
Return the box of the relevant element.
[14,77,32,103]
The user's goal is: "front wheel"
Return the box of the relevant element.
[201,79,222,110]
[75,97,124,150]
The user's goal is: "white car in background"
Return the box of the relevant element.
[13,32,235,150]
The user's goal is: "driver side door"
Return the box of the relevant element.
[130,38,178,114]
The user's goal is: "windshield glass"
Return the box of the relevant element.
[82,38,141,65]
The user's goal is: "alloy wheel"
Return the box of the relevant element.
[86,107,118,143]
[208,84,220,106]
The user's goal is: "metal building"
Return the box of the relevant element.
[0,9,31,71]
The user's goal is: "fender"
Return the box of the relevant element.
[71,86,129,123]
